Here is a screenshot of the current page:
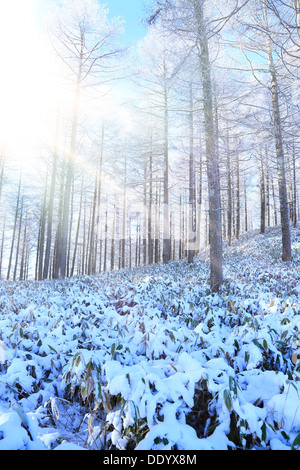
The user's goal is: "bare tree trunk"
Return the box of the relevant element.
[148,141,153,265]
[53,165,65,279]
[121,156,127,269]
[259,149,266,234]
[143,158,147,265]
[71,178,83,277]
[262,0,292,261]
[272,177,278,226]
[104,207,108,272]
[128,217,132,269]
[244,174,248,233]
[194,0,223,291]
[154,184,160,264]
[0,215,5,280]
[226,129,232,246]
[19,214,28,281]
[188,83,196,264]
[95,124,105,274]
[163,68,170,264]
[7,177,21,281]
[37,182,48,280]
[111,204,116,272]
[235,150,240,240]
[43,108,59,279]
[88,175,98,275]
[196,136,203,253]
[292,142,297,227]
[60,82,80,277]
[13,197,24,281]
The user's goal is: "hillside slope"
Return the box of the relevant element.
[0,226,299,450]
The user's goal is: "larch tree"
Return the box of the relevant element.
[149,0,225,290]
[134,25,183,265]
[233,0,292,260]
[48,0,124,278]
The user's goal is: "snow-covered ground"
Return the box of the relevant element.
[0,226,300,450]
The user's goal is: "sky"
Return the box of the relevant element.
[34,0,148,44]
[104,0,148,43]
[0,0,149,170]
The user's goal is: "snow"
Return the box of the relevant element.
[0,226,300,450]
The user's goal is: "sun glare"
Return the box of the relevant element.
[0,0,60,167]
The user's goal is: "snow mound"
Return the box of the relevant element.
[0,227,300,450]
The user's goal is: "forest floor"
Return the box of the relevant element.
[0,225,300,451]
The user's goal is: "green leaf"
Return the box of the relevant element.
[81,383,86,399]
[261,422,267,442]
[292,433,300,450]
[168,330,176,343]
[223,389,232,412]
[253,339,264,350]
[287,370,293,381]
[263,339,268,351]
[281,430,289,441]
[154,436,169,446]
[206,421,220,435]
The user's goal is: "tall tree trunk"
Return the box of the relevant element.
[43,108,59,279]
[197,136,203,253]
[71,178,84,277]
[226,129,232,246]
[121,156,127,269]
[235,149,240,240]
[53,165,65,279]
[272,177,278,226]
[59,73,81,277]
[111,204,116,272]
[154,184,160,264]
[262,0,292,261]
[292,142,297,227]
[259,149,266,234]
[94,123,105,274]
[143,158,147,265]
[38,181,48,280]
[194,0,223,291]
[88,175,98,275]
[0,215,5,280]
[244,174,248,233]
[148,140,153,265]
[19,214,28,281]
[163,66,170,264]
[13,197,24,281]
[104,207,108,272]
[7,177,22,281]
[188,83,196,264]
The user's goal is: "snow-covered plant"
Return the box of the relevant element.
[0,227,300,449]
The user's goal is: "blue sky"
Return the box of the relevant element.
[104,0,148,43]
[33,0,148,43]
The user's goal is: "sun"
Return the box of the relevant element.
[0,0,61,167]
